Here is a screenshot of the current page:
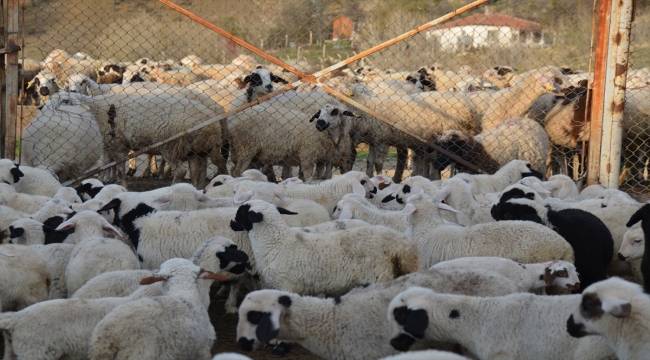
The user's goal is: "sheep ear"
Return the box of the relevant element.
[438,202,461,213]
[152,194,171,205]
[273,189,285,201]
[233,189,254,204]
[271,74,288,84]
[410,186,424,195]
[10,166,24,183]
[401,203,417,215]
[432,186,452,201]
[140,274,169,285]
[342,110,361,118]
[542,267,557,288]
[55,219,76,231]
[531,182,552,195]
[352,181,366,196]
[198,269,230,282]
[0,249,15,257]
[601,296,631,318]
[195,192,214,204]
[309,110,320,123]
[339,207,353,220]
[101,218,124,238]
[541,181,561,192]
[276,207,297,215]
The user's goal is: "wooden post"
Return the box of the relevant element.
[4,0,18,160]
[309,31,312,46]
[0,0,5,158]
[285,34,288,48]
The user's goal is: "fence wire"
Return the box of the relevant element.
[15,0,614,190]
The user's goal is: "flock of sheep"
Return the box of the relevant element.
[0,154,649,359]
[17,48,650,189]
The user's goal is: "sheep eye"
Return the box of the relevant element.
[634,239,642,244]
[247,310,263,325]
[360,180,366,185]
[556,270,568,277]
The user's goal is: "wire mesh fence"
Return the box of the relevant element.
[9,0,639,191]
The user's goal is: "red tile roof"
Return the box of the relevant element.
[436,13,542,32]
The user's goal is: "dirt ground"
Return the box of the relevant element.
[208,285,323,359]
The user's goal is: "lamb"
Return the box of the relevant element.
[56,211,138,295]
[431,178,494,226]
[618,226,644,262]
[432,257,580,293]
[0,244,51,311]
[42,49,97,83]
[230,200,422,296]
[492,197,614,290]
[475,66,568,131]
[403,190,575,269]
[227,101,353,181]
[387,287,616,360]
[0,198,74,243]
[332,197,408,232]
[544,174,580,200]
[434,118,551,175]
[72,236,250,308]
[150,183,223,211]
[625,204,650,292]
[0,159,62,197]
[88,258,226,360]
[379,350,470,360]
[368,174,402,209]
[50,92,227,187]
[74,178,104,200]
[445,159,544,195]
[186,54,259,81]
[25,70,60,105]
[232,180,331,227]
[19,96,103,182]
[93,184,127,203]
[28,243,75,299]
[0,182,50,213]
[567,277,650,360]
[9,217,73,245]
[0,258,229,360]
[236,267,522,359]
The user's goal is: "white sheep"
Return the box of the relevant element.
[0,244,51,311]
[150,183,222,211]
[0,182,50,213]
[93,184,127,203]
[53,187,82,204]
[567,277,650,360]
[431,178,494,226]
[25,70,59,105]
[447,159,544,195]
[544,174,580,200]
[434,118,550,175]
[403,190,575,268]
[56,211,139,295]
[333,197,408,232]
[28,243,75,299]
[0,198,74,243]
[0,159,62,197]
[230,200,422,296]
[432,257,580,293]
[9,217,74,245]
[618,226,644,261]
[379,350,470,360]
[387,287,616,359]
[89,258,227,360]
[74,178,104,201]
[42,48,97,83]
[235,266,522,359]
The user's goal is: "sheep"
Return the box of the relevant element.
[332,197,408,232]
[0,244,51,311]
[0,258,229,360]
[0,182,50,213]
[236,267,522,359]
[232,180,331,227]
[50,92,227,187]
[368,174,402,209]
[431,178,494,226]
[93,184,127,203]
[492,197,614,290]
[382,175,441,205]
[18,58,43,105]
[9,217,73,245]
[187,54,258,80]
[353,79,425,96]
[379,350,470,360]
[567,277,650,360]
[0,198,74,243]
[74,178,104,200]
[0,159,62,197]
[543,174,581,200]
[434,118,550,175]
[72,236,249,308]
[42,49,97,83]
[387,287,616,360]
[403,190,575,269]
[212,354,254,360]
[277,170,377,212]
[618,226,644,262]
[445,159,544,195]
[28,243,75,299]
[230,200,422,296]
[475,66,568,131]
[95,63,126,84]
[53,187,82,204]
[625,204,650,293]
[88,258,227,360]
[227,101,353,181]
[149,183,223,212]
[56,211,138,295]
[432,257,580,293]
[25,70,59,105]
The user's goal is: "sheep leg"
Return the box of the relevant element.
[393,147,408,183]
[188,156,204,188]
[299,161,315,181]
[142,154,154,178]
[126,151,137,177]
[366,145,377,177]
[324,162,334,179]
[162,150,187,183]
[428,159,440,180]
[209,147,228,176]
[282,165,293,180]
[225,282,240,314]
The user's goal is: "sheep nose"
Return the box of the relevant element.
[315,119,329,131]
[39,87,50,96]
[618,252,627,261]
[265,84,273,90]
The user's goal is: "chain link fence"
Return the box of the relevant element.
[9,0,636,191]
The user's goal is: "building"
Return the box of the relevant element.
[426,11,547,53]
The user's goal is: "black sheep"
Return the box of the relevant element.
[625,204,650,293]
[492,199,614,292]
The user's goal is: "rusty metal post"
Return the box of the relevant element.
[598,0,634,188]
[3,0,18,159]
[587,0,613,185]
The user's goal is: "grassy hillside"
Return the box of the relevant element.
[19,0,650,72]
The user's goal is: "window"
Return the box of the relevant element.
[487,30,499,43]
